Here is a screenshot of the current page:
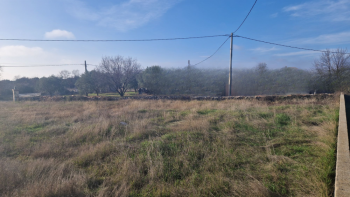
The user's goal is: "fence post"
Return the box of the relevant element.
[12,89,19,102]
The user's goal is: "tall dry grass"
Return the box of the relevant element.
[0,98,338,196]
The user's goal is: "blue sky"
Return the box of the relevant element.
[0,0,350,80]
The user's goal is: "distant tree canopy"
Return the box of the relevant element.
[140,66,227,95]
[58,70,71,79]
[2,49,350,99]
[138,66,166,95]
[72,70,80,77]
[75,73,91,96]
[231,66,312,96]
[38,76,64,96]
[137,65,311,96]
[75,70,106,96]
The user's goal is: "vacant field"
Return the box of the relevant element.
[0,98,338,197]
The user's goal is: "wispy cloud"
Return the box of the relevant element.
[283,0,350,21]
[0,45,97,80]
[45,29,75,39]
[274,50,320,57]
[233,45,242,50]
[270,13,278,18]
[291,31,350,44]
[283,5,304,13]
[66,0,182,32]
[251,47,278,53]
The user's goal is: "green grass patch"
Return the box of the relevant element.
[275,113,291,126]
[197,109,217,115]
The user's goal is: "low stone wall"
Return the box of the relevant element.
[17,93,333,102]
[335,93,350,197]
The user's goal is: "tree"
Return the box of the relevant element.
[138,66,166,95]
[255,63,268,95]
[89,70,106,96]
[98,56,141,97]
[72,70,80,77]
[75,73,92,96]
[129,75,139,92]
[38,76,63,96]
[75,70,110,96]
[313,48,350,92]
[13,75,21,81]
[14,77,39,93]
[58,70,71,79]
[256,62,267,75]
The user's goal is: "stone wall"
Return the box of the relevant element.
[17,94,333,102]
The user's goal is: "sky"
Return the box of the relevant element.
[0,0,350,80]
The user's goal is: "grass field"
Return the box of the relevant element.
[0,98,338,197]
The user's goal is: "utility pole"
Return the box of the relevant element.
[187,60,191,92]
[85,60,88,73]
[229,33,233,96]
[84,61,88,96]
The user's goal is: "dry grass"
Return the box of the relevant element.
[0,98,338,197]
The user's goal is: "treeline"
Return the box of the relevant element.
[0,49,349,98]
[0,73,80,98]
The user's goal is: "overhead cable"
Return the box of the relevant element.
[233,0,258,34]
[0,34,230,42]
[0,64,95,67]
[192,36,231,66]
[235,35,350,54]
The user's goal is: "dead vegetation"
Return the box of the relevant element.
[0,98,338,196]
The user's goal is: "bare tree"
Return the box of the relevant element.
[58,70,71,79]
[314,48,350,92]
[13,75,21,81]
[255,63,268,95]
[98,56,141,97]
[256,62,267,75]
[72,70,80,77]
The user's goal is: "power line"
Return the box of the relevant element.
[0,36,232,68]
[2,34,349,69]
[233,0,258,34]
[235,34,350,54]
[0,64,95,67]
[0,34,230,42]
[192,36,231,66]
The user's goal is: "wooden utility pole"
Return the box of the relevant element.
[229,33,233,96]
[188,60,190,68]
[85,60,88,73]
[85,61,88,96]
